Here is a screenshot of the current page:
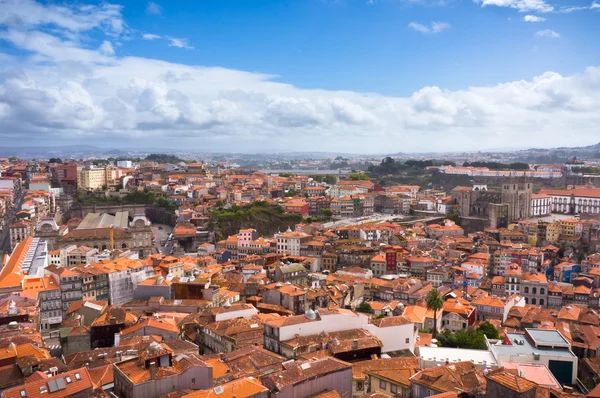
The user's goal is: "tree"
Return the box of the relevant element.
[285,188,297,197]
[320,208,333,217]
[477,322,500,339]
[349,173,370,181]
[324,175,337,185]
[49,157,63,164]
[426,289,444,338]
[356,302,374,314]
[8,156,17,161]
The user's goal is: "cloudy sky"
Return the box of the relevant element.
[0,0,599,153]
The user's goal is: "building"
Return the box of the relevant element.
[275,230,312,256]
[263,308,415,356]
[182,377,269,398]
[488,329,578,385]
[36,212,154,258]
[2,367,96,398]
[531,193,551,217]
[262,357,352,398]
[113,341,213,398]
[409,361,486,397]
[540,187,600,215]
[9,219,34,251]
[0,237,49,296]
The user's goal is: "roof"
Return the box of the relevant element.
[262,357,351,391]
[2,367,94,398]
[180,377,268,398]
[410,361,486,394]
[486,369,537,393]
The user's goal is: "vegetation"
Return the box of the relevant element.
[436,328,488,350]
[425,290,444,338]
[447,211,461,225]
[349,173,370,181]
[356,302,374,314]
[320,208,333,217]
[285,188,298,197]
[209,201,302,237]
[309,174,337,185]
[462,161,529,170]
[75,189,178,210]
[477,322,500,339]
[8,156,18,161]
[278,172,296,177]
[572,166,600,174]
[368,157,456,175]
[48,158,63,164]
[145,153,184,163]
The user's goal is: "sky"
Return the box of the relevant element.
[0,0,599,154]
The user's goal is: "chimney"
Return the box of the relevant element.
[352,339,359,350]
[114,333,121,347]
[149,362,156,380]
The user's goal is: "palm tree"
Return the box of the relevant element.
[426,289,444,338]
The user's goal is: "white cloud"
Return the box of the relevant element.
[535,29,560,38]
[524,15,546,22]
[473,0,554,13]
[168,37,193,49]
[99,41,115,56]
[408,21,451,34]
[0,0,125,35]
[142,33,161,40]
[592,2,600,9]
[146,2,162,15]
[1,0,600,152]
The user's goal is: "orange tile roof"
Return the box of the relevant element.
[2,367,94,398]
[181,377,268,398]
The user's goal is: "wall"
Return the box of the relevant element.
[278,312,369,341]
[275,367,352,398]
[365,322,415,353]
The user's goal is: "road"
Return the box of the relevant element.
[0,189,25,258]
[152,224,173,255]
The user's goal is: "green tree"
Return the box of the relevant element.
[426,289,444,338]
[8,156,17,161]
[477,322,500,339]
[285,188,297,197]
[324,175,337,185]
[320,208,333,217]
[349,173,370,181]
[356,302,374,314]
[49,157,63,164]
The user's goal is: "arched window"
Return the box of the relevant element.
[540,288,545,295]
[102,244,107,250]
[539,299,544,306]
[122,243,127,249]
[533,287,537,294]
[524,287,529,294]
[532,298,537,305]
[524,297,528,304]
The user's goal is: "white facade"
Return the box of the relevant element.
[418,346,498,370]
[531,195,551,216]
[117,160,133,168]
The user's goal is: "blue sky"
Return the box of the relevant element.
[120,0,600,94]
[0,0,599,153]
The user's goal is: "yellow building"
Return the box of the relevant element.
[546,222,561,243]
[77,167,107,190]
[560,218,578,237]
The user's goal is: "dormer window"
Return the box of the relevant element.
[74,373,81,381]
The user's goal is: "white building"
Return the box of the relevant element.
[275,229,311,256]
[531,193,552,216]
[263,308,415,355]
[540,187,600,215]
[417,346,498,370]
[116,160,134,168]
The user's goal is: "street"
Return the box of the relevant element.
[152,223,174,255]
[0,189,25,258]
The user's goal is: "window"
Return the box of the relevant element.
[540,288,545,294]
[74,373,81,381]
[405,338,410,344]
[380,380,387,389]
[391,384,398,394]
[532,298,537,305]
[192,378,195,385]
[357,382,364,391]
[20,390,27,398]
[66,376,72,383]
[40,386,47,393]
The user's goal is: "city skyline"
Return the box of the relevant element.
[1,0,600,152]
